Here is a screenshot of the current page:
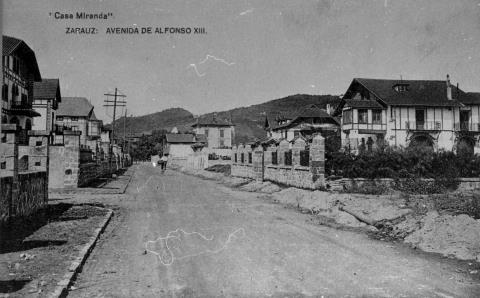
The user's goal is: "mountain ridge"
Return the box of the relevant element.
[111,94,341,143]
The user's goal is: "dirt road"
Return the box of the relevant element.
[68,164,480,297]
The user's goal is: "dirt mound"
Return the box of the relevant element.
[404,211,480,261]
[240,181,282,193]
[221,177,250,187]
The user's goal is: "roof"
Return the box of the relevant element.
[271,104,338,130]
[192,115,233,127]
[3,35,41,81]
[463,92,480,105]
[166,133,207,144]
[344,99,383,109]
[33,79,61,100]
[350,78,465,107]
[89,110,101,121]
[56,97,94,117]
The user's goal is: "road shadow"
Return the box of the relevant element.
[0,203,73,253]
[0,279,31,293]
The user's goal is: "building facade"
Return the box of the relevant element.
[2,35,42,131]
[55,97,96,146]
[32,78,61,134]
[265,104,339,142]
[335,76,480,154]
[192,114,234,157]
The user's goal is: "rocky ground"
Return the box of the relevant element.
[180,166,480,266]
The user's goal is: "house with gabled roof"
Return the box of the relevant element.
[33,78,61,135]
[265,104,339,142]
[55,97,97,146]
[164,133,208,168]
[2,35,42,132]
[334,75,480,154]
[191,113,234,157]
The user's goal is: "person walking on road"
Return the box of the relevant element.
[160,154,168,171]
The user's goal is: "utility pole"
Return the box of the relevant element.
[123,108,127,152]
[104,88,126,170]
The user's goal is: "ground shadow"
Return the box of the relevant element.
[78,167,129,189]
[0,203,72,253]
[0,279,31,293]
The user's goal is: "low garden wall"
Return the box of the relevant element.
[0,171,47,224]
[327,177,480,192]
[231,164,256,179]
[264,165,317,189]
[231,134,325,189]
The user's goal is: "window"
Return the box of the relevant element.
[220,129,224,137]
[57,116,64,121]
[272,152,278,165]
[372,110,382,124]
[284,150,292,166]
[248,152,252,164]
[220,139,224,147]
[240,153,244,163]
[35,161,41,166]
[71,117,78,121]
[394,84,409,92]
[21,93,27,105]
[2,84,8,101]
[358,109,368,124]
[11,84,18,99]
[300,149,309,166]
[234,153,237,163]
[35,141,42,146]
[13,57,20,74]
[204,128,209,137]
[343,110,353,124]
[0,162,6,169]
[71,126,78,131]
[294,131,300,138]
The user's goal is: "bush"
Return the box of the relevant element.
[326,146,480,192]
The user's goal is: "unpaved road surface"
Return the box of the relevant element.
[68,164,480,297]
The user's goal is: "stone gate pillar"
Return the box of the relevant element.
[63,131,81,188]
[292,137,306,165]
[252,148,264,182]
[310,134,325,189]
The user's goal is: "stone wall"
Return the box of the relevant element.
[231,164,256,179]
[78,162,98,187]
[48,131,124,189]
[13,171,47,218]
[327,177,480,192]
[264,165,317,189]
[231,134,326,189]
[1,124,49,224]
[0,171,47,224]
[0,176,12,222]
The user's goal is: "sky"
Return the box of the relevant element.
[3,0,480,122]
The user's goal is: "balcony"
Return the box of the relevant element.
[454,122,480,132]
[405,121,442,131]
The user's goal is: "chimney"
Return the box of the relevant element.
[446,74,452,100]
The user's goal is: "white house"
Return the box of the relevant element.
[191,114,234,157]
[334,76,480,154]
[265,104,339,142]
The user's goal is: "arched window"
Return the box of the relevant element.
[25,119,32,130]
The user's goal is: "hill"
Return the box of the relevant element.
[109,107,194,135]
[111,94,340,143]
